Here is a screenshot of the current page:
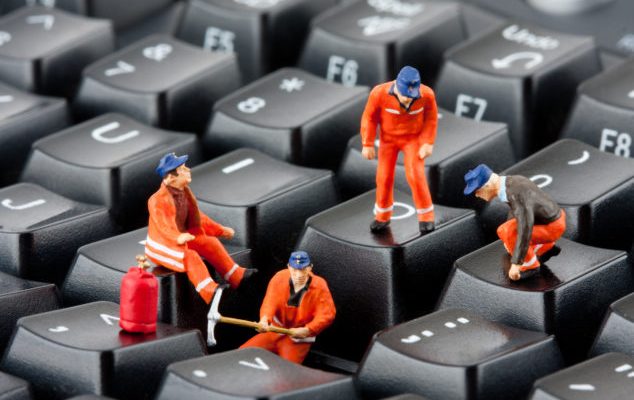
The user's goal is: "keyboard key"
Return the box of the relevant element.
[177,0,337,82]
[0,301,207,400]
[0,371,32,400]
[205,68,368,169]
[590,293,634,357]
[381,395,429,400]
[0,183,116,283]
[74,34,241,133]
[298,0,465,87]
[438,238,632,363]
[0,82,68,185]
[479,139,634,250]
[0,271,60,352]
[295,189,486,360]
[155,348,359,400]
[561,58,634,158]
[67,396,116,400]
[357,308,563,400]
[529,352,634,400]
[338,110,514,207]
[435,22,600,156]
[21,113,201,226]
[0,6,114,97]
[189,148,338,263]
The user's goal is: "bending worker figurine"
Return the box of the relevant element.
[145,153,256,304]
[240,251,335,364]
[360,65,438,233]
[464,164,566,281]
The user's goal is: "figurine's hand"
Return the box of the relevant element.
[509,264,522,281]
[289,327,311,339]
[221,226,235,239]
[257,317,270,332]
[418,143,433,160]
[176,232,195,245]
[361,146,376,160]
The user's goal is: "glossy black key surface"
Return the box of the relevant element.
[189,148,338,263]
[357,308,563,400]
[0,82,68,185]
[479,139,634,250]
[0,302,206,400]
[299,0,465,88]
[438,238,633,363]
[561,58,634,158]
[205,68,368,170]
[381,395,430,400]
[21,113,201,226]
[435,21,600,157]
[0,6,113,97]
[177,0,337,82]
[0,371,32,400]
[0,183,116,284]
[0,271,60,352]
[337,110,514,207]
[155,348,359,400]
[295,189,486,360]
[74,34,241,133]
[529,352,634,400]
[590,293,634,357]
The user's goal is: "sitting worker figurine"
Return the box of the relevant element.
[145,153,256,304]
[464,164,566,281]
[240,251,336,364]
[360,65,438,234]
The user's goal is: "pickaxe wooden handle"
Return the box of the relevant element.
[218,316,294,335]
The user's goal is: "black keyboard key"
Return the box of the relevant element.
[561,58,634,158]
[0,183,116,283]
[436,22,600,157]
[0,82,68,185]
[338,110,514,207]
[74,34,241,133]
[438,238,632,362]
[0,301,206,400]
[529,352,634,400]
[189,148,338,263]
[205,68,368,170]
[480,139,634,250]
[357,308,563,400]
[177,0,337,82]
[0,6,114,97]
[21,113,201,226]
[295,189,486,360]
[0,371,32,400]
[67,396,116,400]
[0,271,59,352]
[381,395,429,400]
[298,0,465,87]
[155,348,358,400]
[590,293,634,357]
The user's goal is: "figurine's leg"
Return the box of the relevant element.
[277,338,311,364]
[496,219,540,270]
[239,332,282,353]
[402,140,434,223]
[188,235,246,289]
[374,140,399,223]
[182,249,218,304]
[530,210,567,257]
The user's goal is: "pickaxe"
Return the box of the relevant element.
[206,286,293,346]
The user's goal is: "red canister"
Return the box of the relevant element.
[119,257,158,333]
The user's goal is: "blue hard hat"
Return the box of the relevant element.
[395,66,421,99]
[288,251,311,269]
[156,153,188,178]
[464,164,493,195]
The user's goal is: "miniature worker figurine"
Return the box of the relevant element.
[360,65,438,234]
[145,153,256,304]
[464,164,566,281]
[240,251,336,364]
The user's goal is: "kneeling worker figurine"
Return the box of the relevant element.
[464,164,566,281]
[240,251,336,364]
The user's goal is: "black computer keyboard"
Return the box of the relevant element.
[0,1,633,399]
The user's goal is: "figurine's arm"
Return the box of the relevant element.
[304,284,336,336]
[418,88,438,160]
[360,87,382,158]
[510,201,534,265]
[148,198,183,246]
[258,274,282,330]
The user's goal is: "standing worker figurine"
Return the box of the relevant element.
[145,153,257,305]
[240,251,335,364]
[464,164,566,281]
[360,65,438,234]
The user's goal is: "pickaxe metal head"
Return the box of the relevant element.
[206,285,225,347]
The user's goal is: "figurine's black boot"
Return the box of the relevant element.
[518,267,541,280]
[370,219,390,233]
[537,245,561,263]
[419,221,435,234]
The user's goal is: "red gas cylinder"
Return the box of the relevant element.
[119,256,158,333]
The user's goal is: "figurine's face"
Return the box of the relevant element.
[164,164,191,189]
[475,180,497,201]
[394,86,414,107]
[288,265,312,288]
